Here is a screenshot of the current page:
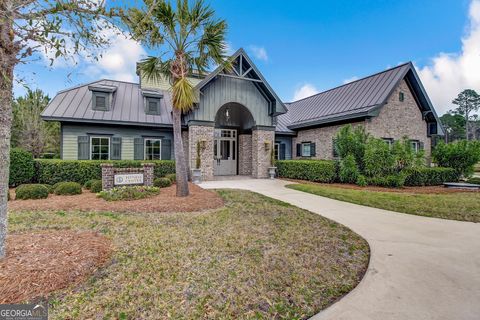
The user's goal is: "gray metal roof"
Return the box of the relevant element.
[42,79,174,127]
[277,62,412,130]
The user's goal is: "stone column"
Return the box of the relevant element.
[238,134,252,176]
[251,129,275,178]
[142,163,154,187]
[100,163,114,190]
[188,125,215,181]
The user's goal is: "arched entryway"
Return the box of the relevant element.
[213,103,254,176]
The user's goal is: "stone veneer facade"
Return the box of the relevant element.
[238,134,252,175]
[252,129,275,178]
[293,79,431,160]
[187,125,215,181]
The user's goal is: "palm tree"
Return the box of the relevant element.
[125,0,229,196]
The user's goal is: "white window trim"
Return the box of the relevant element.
[144,138,162,160]
[274,143,280,160]
[301,142,311,157]
[90,136,110,160]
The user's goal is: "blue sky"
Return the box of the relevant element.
[14,0,480,115]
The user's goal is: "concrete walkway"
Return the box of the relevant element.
[200,179,480,320]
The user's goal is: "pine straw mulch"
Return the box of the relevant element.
[8,183,224,213]
[285,179,480,194]
[0,230,112,304]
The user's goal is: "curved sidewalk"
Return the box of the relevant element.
[200,179,480,320]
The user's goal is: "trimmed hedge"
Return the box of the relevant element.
[90,180,103,193]
[154,177,172,188]
[34,160,176,185]
[367,175,406,188]
[54,182,83,195]
[15,184,49,200]
[9,148,35,187]
[404,167,459,186]
[165,173,176,183]
[276,160,336,183]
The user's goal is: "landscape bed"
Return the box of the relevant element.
[288,182,480,222]
[6,190,369,319]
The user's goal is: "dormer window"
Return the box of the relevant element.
[142,89,163,115]
[88,84,117,111]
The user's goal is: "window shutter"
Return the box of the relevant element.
[134,138,144,160]
[78,136,89,160]
[296,144,301,157]
[419,141,425,151]
[280,143,286,160]
[111,137,122,160]
[310,143,316,157]
[161,139,172,160]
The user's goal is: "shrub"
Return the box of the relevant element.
[165,173,176,183]
[9,148,35,187]
[34,160,176,185]
[15,184,49,200]
[339,154,359,184]
[335,125,369,170]
[90,180,103,193]
[97,186,159,201]
[54,182,82,195]
[49,182,62,193]
[467,177,480,185]
[83,179,96,190]
[276,160,336,183]
[363,138,396,177]
[404,167,459,186]
[367,174,406,188]
[154,177,172,188]
[356,175,367,187]
[433,140,480,178]
[392,138,425,171]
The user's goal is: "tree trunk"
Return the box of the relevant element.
[466,112,469,141]
[172,107,189,197]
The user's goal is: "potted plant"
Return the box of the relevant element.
[192,141,202,184]
[268,144,277,179]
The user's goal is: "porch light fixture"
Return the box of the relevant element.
[200,139,207,150]
[264,140,271,151]
[225,106,230,124]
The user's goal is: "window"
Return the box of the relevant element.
[274,143,280,160]
[146,97,160,114]
[399,91,405,102]
[92,92,110,111]
[410,140,420,153]
[383,138,394,149]
[302,142,311,157]
[90,137,110,160]
[144,138,162,160]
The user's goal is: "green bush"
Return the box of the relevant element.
[90,180,103,193]
[9,148,35,187]
[165,173,176,183]
[15,184,49,200]
[339,154,359,184]
[97,186,159,201]
[363,138,396,177]
[356,175,367,187]
[83,179,96,190]
[54,182,82,195]
[404,167,459,186]
[276,160,336,183]
[335,125,369,170]
[367,174,406,188]
[154,177,172,188]
[467,177,480,185]
[433,140,480,178]
[34,160,176,185]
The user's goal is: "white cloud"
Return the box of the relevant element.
[293,83,319,101]
[417,0,480,115]
[343,76,359,84]
[248,45,268,62]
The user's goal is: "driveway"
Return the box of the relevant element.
[200,179,480,320]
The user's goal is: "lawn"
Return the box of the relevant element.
[7,190,369,319]
[288,183,480,222]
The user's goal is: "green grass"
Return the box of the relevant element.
[288,184,480,222]
[9,190,369,319]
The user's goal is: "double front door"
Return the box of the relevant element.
[214,129,237,176]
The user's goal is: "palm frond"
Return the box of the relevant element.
[138,56,172,83]
[172,77,196,113]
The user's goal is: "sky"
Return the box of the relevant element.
[14,0,480,116]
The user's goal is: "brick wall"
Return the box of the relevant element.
[252,129,275,178]
[293,79,431,159]
[188,125,215,181]
[238,134,252,175]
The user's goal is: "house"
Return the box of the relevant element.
[42,48,443,180]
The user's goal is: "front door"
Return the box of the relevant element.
[214,129,237,175]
